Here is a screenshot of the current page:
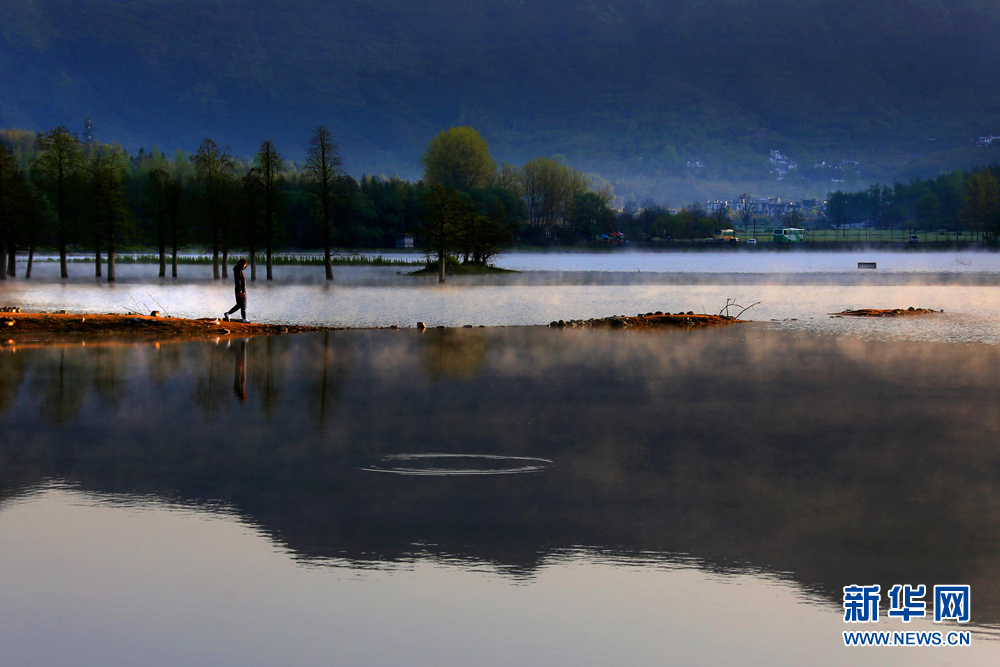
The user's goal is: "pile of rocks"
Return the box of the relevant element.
[549,311,739,330]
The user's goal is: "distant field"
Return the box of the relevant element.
[656,229,983,245]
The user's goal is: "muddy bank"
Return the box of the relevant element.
[0,312,338,344]
[0,308,743,344]
[547,311,742,329]
[829,307,942,317]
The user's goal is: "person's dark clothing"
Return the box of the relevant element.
[226,264,247,320]
[233,267,246,298]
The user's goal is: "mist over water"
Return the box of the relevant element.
[6,252,1000,342]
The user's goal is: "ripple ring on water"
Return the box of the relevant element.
[361,453,553,476]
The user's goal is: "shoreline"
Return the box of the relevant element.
[0,310,743,346]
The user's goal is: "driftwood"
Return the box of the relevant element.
[829,307,942,317]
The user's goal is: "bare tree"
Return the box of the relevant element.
[711,204,731,228]
[34,127,83,278]
[0,142,23,279]
[305,126,345,280]
[240,169,262,280]
[253,140,285,280]
[144,168,170,277]
[190,139,234,279]
[89,151,132,282]
[737,193,753,228]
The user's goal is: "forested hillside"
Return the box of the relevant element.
[4,0,1000,201]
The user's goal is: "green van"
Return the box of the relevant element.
[773,228,805,243]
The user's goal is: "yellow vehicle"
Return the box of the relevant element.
[712,229,740,243]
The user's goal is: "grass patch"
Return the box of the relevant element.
[408,256,516,275]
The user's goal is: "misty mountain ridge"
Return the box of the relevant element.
[3,0,1000,202]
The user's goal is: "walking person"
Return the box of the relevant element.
[224,258,249,322]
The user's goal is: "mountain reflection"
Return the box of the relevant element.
[1,328,999,626]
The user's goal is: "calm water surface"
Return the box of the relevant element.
[2,251,999,665]
[1,325,999,665]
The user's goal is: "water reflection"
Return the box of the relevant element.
[232,338,247,403]
[1,327,999,633]
[420,328,490,380]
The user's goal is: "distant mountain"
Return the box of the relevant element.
[4,0,1000,201]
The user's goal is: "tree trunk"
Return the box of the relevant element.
[59,238,68,278]
[222,247,229,279]
[171,233,178,278]
[7,242,14,277]
[249,239,257,281]
[325,245,333,280]
[212,229,220,279]
[0,236,6,280]
[95,238,102,278]
[108,245,115,281]
[265,200,273,280]
[59,201,68,278]
[26,241,33,278]
[158,233,166,278]
[438,247,446,284]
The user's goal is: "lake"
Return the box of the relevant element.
[1,251,999,665]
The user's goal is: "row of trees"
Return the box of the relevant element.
[0,128,305,282]
[826,166,1000,239]
[0,125,623,283]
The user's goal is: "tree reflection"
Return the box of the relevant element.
[249,336,287,416]
[38,348,87,424]
[233,338,247,403]
[3,331,1000,625]
[0,348,27,416]
[310,332,352,428]
[419,328,489,380]
[149,342,185,387]
[194,341,230,415]
[90,346,128,408]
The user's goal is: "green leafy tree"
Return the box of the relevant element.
[253,140,286,280]
[826,191,849,238]
[915,192,939,230]
[963,170,1000,241]
[0,141,25,279]
[305,126,346,280]
[88,150,134,282]
[421,127,496,190]
[420,184,479,283]
[34,127,83,277]
[462,188,524,264]
[190,139,234,279]
[571,191,616,238]
[521,156,589,229]
[494,162,524,198]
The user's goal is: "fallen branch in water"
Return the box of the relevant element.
[719,298,762,320]
[829,307,942,317]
